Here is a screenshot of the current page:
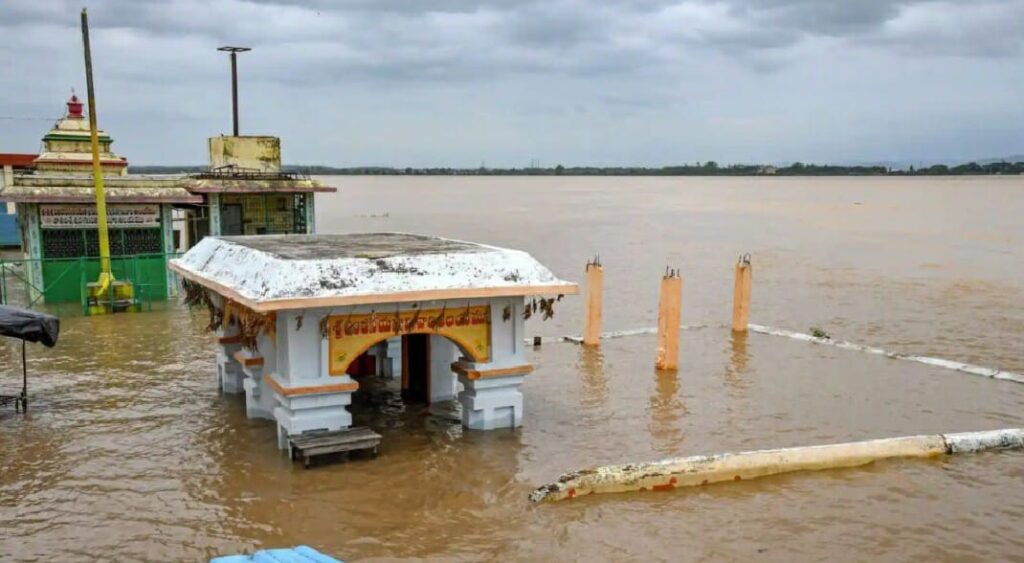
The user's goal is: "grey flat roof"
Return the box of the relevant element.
[220,233,486,261]
[170,232,577,310]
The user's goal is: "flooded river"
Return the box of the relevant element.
[2,176,1023,561]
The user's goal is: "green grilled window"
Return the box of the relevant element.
[42,228,163,259]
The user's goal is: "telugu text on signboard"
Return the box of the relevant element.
[40,204,160,229]
[327,306,491,376]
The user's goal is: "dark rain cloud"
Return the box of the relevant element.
[7,0,1023,77]
[1,0,1022,165]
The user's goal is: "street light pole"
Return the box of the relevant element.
[217,46,251,136]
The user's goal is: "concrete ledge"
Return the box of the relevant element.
[265,374,359,397]
[232,349,265,368]
[451,360,533,381]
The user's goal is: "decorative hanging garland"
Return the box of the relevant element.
[181,278,274,350]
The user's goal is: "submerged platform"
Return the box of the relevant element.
[289,426,382,468]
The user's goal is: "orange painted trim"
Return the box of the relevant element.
[218,335,242,345]
[170,261,577,313]
[451,361,534,381]
[232,350,264,368]
[265,374,358,397]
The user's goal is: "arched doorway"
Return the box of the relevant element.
[399,333,479,404]
[341,332,480,405]
[327,306,491,405]
[401,333,430,403]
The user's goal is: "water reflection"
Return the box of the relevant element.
[576,345,608,412]
[724,331,752,397]
[649,370,686,454]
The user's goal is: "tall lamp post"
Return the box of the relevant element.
[217,46,251,136]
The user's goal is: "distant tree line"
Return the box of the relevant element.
[129,160,1024,177]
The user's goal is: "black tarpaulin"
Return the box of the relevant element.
[0,306,59,347]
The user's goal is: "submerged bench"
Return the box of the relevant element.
[0,393,22,412]
[289,427,382,468]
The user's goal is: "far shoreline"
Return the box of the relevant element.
[131,161,1024,177]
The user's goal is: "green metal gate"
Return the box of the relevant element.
[0,253,179,313]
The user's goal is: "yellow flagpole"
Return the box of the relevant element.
[81,8,113,294]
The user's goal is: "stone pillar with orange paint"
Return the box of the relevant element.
[582,258,603,346]
[655,269,682,371]
[732,254,752,333]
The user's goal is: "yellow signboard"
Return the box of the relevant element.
[327,306,490,376]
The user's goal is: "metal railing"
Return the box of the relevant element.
[0,252,182,314]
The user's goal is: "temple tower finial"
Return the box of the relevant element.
[66,92,84,119]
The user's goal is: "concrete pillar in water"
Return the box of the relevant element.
[456,372,528,429]
[239,330,276,421]
[271,309,355,451]
[216,329,244,394]
[732,254,752,333]
[655,270,682,371]
[383,336,402,379]
[582,259,603,346]
[455,297,532,430]
[211,294,244,394]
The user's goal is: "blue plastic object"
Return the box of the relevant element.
[0,212,19,247]
[211,545,342,563]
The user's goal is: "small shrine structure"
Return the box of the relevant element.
[178,135,336,247]
[0,95,199,304]
[170,233,576,450]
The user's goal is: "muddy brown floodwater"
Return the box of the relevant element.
[2,176,1024,562]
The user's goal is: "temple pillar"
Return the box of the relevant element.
[2,165,13,191]
[215,327,244,394]
[161,204,177,296]
[238,330,276,420]
[304,193,316,233]
[19,204,44,304]
[208,194,221,236]
[456,370,528,430]
[382,336,402,379]
[270,309,355,451]
[454,298,531,430]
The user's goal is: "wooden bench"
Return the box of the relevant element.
[289,427,382,468]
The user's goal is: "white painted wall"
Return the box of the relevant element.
[488,297,525,367]
[2,165,14,213]
[276,309,327,383]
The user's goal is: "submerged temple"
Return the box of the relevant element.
[171,233,576,448]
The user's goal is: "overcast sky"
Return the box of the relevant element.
[1,0,1022,167]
